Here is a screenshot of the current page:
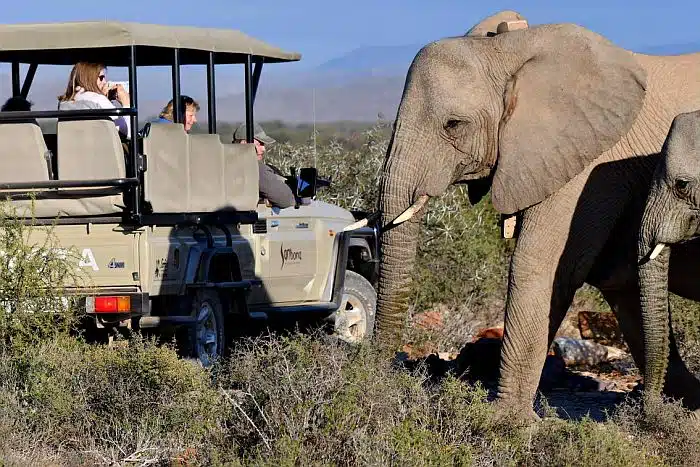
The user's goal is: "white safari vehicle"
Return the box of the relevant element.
[0,21,379,364]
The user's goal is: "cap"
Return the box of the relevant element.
[233,122,276,145]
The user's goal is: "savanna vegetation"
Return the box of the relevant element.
[0,120,698,466]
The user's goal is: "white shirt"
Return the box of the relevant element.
[59,89,131,138]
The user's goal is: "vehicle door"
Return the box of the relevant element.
[254,203,324,304]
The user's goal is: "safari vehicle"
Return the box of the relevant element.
[0,21,379,364]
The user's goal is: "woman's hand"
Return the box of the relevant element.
[111,84,131,107]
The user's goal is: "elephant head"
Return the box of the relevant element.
[375,11,647,346]
[638,110,700,404]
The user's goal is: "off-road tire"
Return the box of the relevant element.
[187,289,226,367]
[333,270,376,344]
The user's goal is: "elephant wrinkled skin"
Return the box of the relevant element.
[638,110,700,417]
[376,10,700,418]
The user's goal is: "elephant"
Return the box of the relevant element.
[638,109,700,416]
[375,9,700,419]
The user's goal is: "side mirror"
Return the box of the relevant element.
[297,167,318,198]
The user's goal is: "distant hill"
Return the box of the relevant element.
[637,41,700,56]
[2,40,698,123]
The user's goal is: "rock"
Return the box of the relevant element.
[603,345,628,361]
[578,311,625,346]
[553,337,609,366]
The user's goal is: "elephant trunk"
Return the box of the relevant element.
[638,185,677,400]
[638,233,671,399]
[375,139,430,349]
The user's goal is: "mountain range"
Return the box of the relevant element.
[1,40,698,123]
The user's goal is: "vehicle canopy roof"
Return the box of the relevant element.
[0,21,302,66]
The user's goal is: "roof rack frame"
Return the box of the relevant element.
[0,23,296,227]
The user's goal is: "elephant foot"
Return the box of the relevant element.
[492,398,541,425]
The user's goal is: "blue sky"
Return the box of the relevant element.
[2,1,698,111]
[2,0,699,68]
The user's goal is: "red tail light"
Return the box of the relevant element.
[94,296,131,313]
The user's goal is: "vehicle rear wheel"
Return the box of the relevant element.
[187,289,226,367]
[333,270,376,344]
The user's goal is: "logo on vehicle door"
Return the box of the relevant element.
[280,244,302,269]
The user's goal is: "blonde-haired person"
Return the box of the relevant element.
[57,62,131,138]
[154,95,200,132]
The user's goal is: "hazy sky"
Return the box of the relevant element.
[2,0,699,68]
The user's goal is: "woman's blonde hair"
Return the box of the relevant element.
[159,95,200,121]
[58,62,105,102]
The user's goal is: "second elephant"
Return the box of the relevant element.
[638,109,700,417]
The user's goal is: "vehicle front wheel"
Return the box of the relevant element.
[333,270,376,344]
[187,289,226,367]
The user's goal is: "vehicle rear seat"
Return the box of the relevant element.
[142,122,190,213]
[189,133,226,211]
[143,123,260,214]
[223,143,259,211]
[0,121,128,218]
[54,119,127,215]
[0,123,52,183]
[0,123,53,217]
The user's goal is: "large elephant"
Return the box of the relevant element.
[638,109,700,416]
[376,10,700,418]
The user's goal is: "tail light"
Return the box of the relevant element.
[92,296,131,313]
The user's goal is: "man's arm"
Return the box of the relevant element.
[259,162,296,208]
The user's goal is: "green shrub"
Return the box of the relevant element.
[0,200,87,349]
[0,335,228,465]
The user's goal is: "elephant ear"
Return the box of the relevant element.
[491,23,647,215]
[465,10,527,37]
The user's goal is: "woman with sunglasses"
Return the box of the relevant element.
[58,62,131,138]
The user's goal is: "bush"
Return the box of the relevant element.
[0,335,228,465]
[0,327,691,465]
[0,200,87,349]
[213,331,663,466]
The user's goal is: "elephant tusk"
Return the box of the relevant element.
[649,243,666,260]
[342,217,368,232]
[391,195,430,226]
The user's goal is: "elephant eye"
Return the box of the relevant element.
[444,119,461,131]
[675,179,690,192]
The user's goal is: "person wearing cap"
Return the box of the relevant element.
[233,122,296,209]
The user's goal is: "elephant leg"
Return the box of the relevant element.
[496,209,596,415]
[495,158,653,416]
[602,287,700,412]
[497,250,574,417]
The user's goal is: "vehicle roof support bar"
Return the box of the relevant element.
[128,45,141,217]
[20,63,37,99]
[207,52,217,134]
[251,58,263,108]
[244,54,254,143]
[172,49,181,124]
[11,62,20,96]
